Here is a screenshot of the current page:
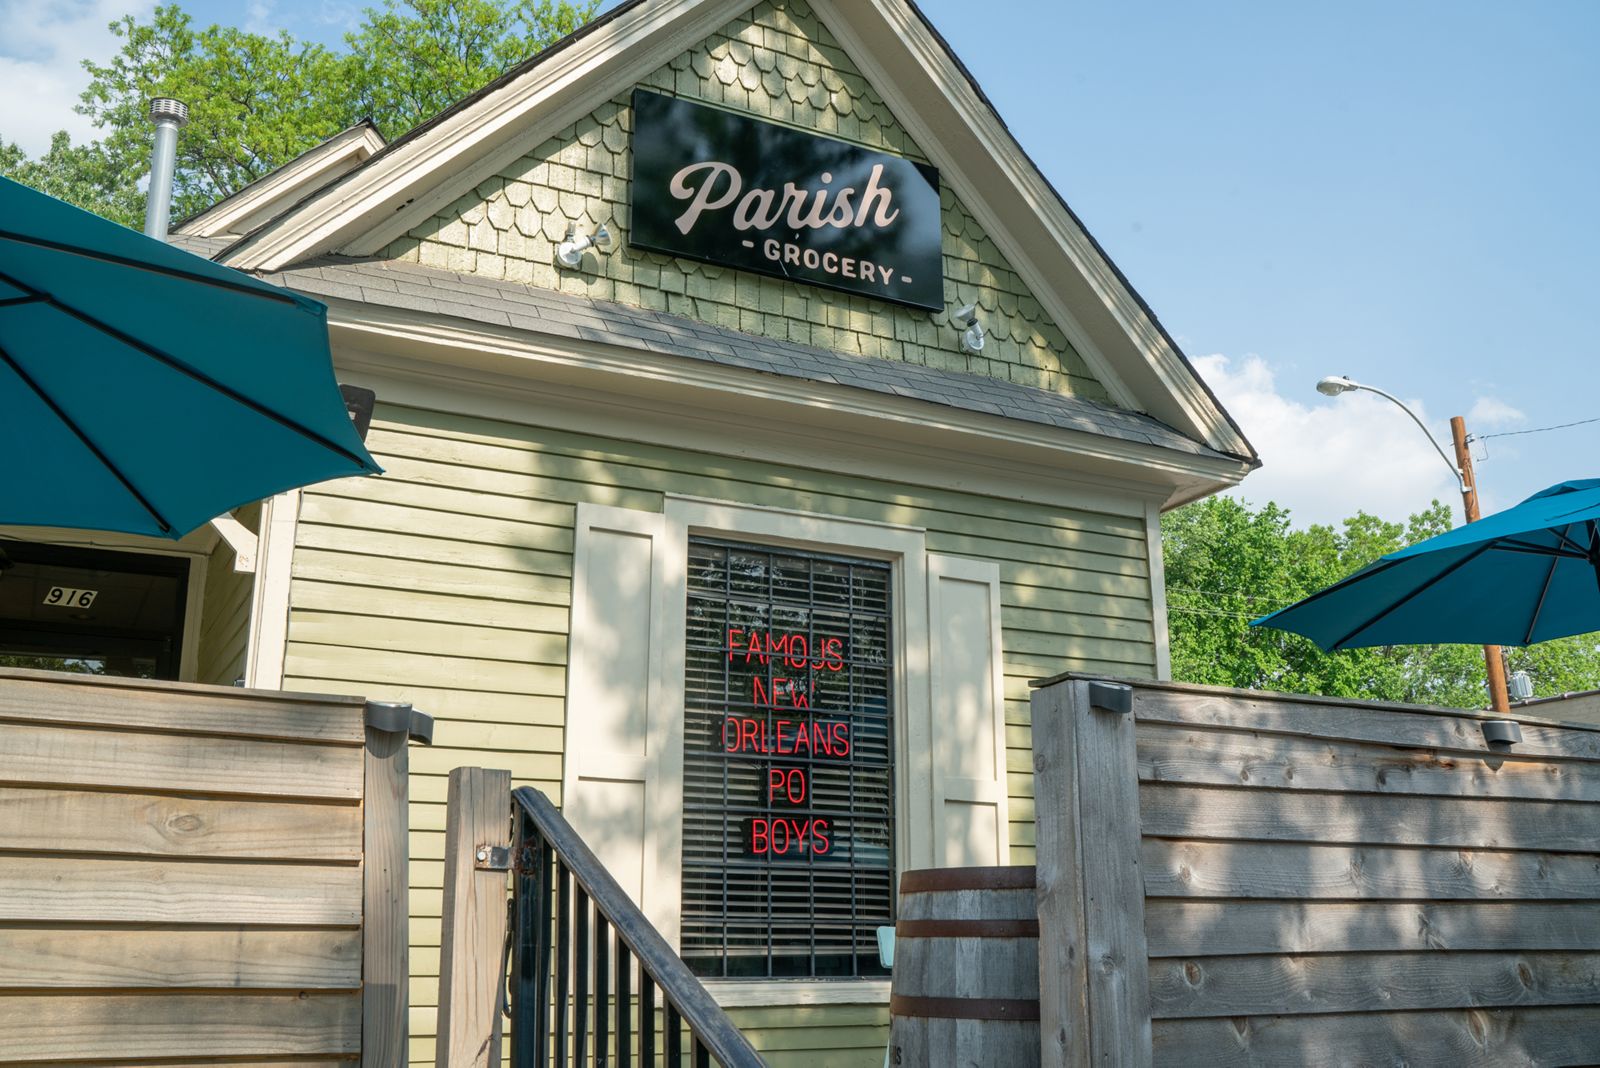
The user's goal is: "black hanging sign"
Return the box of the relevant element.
[628,89,944,311]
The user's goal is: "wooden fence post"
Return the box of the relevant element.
[1032,679,1089,1068]
[436,766,513,1068]
[363,702,432,1068]
[1032,678,1152,1067]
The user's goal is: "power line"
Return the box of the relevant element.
[1168,606,1268,620]
[1167,584,1272,603]
[1477,415,1600,440]
[1167,585,1294,608]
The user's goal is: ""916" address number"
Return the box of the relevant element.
[43,587,98,609]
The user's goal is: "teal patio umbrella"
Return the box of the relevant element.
[1252,479,1600,650]
[0,176,379,538]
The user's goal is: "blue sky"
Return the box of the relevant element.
[6,0,1596,525]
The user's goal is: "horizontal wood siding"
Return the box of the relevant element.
[283,402,1156,1059]
[1122,680,1600,1065]
[0,669,367,1065]
[729,1003,890,1067]
[197,502,258,687]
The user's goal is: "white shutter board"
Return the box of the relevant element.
[563,503,687,946]
[926,554,1010,867]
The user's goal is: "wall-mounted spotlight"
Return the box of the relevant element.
[952,303,985,354]
[1481,719,1523,752]
[556,223,613,268]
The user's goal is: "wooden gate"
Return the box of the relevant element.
[0,667,428,1065]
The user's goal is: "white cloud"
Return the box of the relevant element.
[0,0,154,155]
[245,0,276,35]
[1468,395,1526,429]
[1195,353,1465,526]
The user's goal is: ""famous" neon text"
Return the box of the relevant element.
[727,629,844,671]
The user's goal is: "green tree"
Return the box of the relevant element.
[1163,496,1600,707]
[343,0,596,134]
[75,7,349,225]
[0,0,598,227]
[0,132,140,224]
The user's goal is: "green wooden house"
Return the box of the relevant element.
[3,0,1255,1062]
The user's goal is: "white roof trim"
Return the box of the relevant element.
[215,0,1252,461]
[176,123,386,239]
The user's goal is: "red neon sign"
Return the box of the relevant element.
[721,717,851,757]
[727,629,845,671]
[724,628,854,860]
[743,815,832,856]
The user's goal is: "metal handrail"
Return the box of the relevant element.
[510,786,767,1067]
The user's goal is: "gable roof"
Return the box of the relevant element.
[207,0,1255,469]
[174,121,386,239]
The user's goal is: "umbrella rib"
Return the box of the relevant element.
[1591,522,1600,600]
[0,267,374,472]
[0,229,297,305]
[0,296,40,308]
[1492,540,1587,560]
[1328,540,1499,650]
[1524,523,1568,645]
[0,340,174,535]
[1555,529,1591,556]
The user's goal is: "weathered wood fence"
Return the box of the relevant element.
[1031,673,1600,1067]
[0,667,428,1065]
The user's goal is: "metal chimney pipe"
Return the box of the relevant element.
[142,98,189,240]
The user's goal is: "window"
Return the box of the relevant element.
[0,540,190,680]
[680,537,894,979]
[563,498,1011,1001]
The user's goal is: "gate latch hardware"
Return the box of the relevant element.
[475,845,511,872]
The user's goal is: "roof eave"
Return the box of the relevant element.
[175,121,387,239]
[304,285,1254,508]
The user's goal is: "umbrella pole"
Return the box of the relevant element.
[1451,416,1510,712]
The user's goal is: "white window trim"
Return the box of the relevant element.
[925,552,1010,863]
[703,977,893,1009]
[661,497,930,1007]
[565,494,1012,1008]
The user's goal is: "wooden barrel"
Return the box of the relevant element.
[889,866,1039,1067]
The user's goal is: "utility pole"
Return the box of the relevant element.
[1450,415,1511,712]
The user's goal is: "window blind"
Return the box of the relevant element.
[681,537,895,979]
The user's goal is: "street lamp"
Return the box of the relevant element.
[1317,374,1511,711]
[1315,376,1468,495]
